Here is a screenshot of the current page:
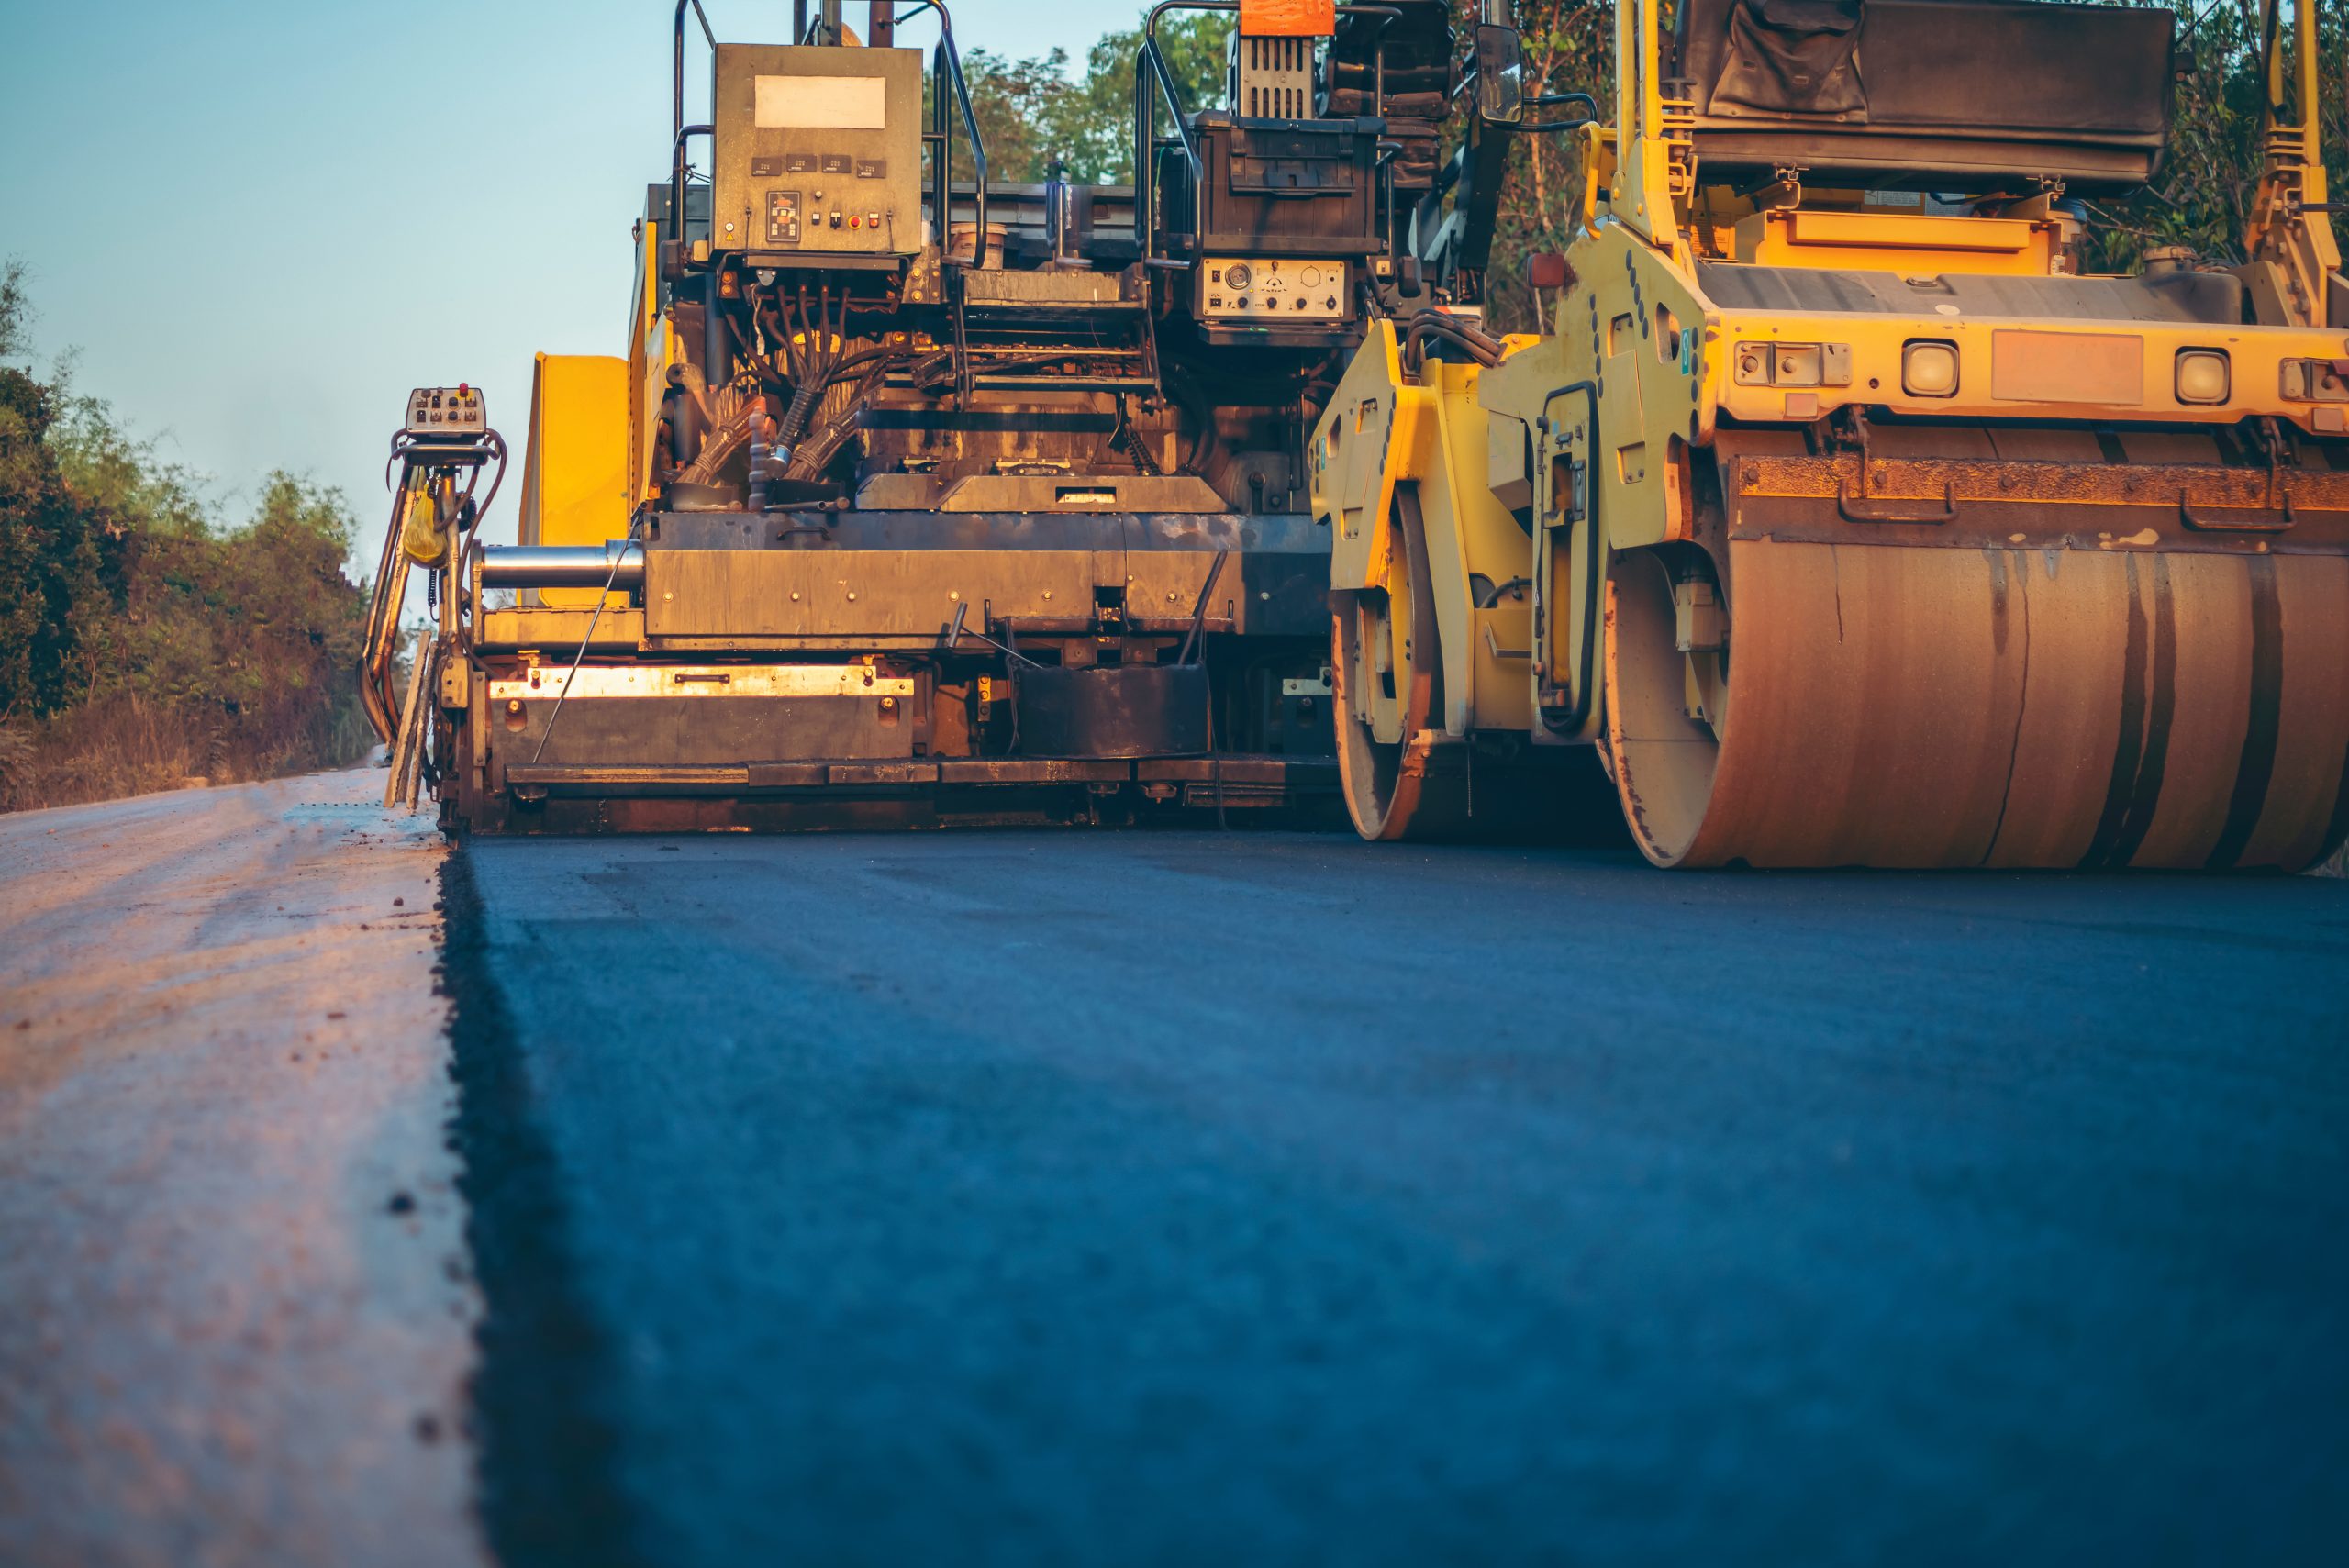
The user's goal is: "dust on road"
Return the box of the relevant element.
[0,770,482,1568]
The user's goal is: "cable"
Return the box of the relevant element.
[1404,311,1506,369]
[527,516,645,766]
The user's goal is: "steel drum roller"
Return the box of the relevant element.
[1609,536,2349,870]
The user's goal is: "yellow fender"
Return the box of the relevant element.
[1311,319,1439,596]
[1313,321,1549,738]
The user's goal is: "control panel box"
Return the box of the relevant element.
[711,44,923,261]
[1197,257,1350,322]
[406,385,486,437]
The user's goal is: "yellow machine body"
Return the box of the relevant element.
[408,3,1476,834]
[1313,0,2349,869]
[517,353,632,609]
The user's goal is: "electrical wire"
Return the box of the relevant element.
[527,515,645,766]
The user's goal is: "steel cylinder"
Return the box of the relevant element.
[476,542,646,591]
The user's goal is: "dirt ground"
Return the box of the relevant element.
[0,767,481,1568]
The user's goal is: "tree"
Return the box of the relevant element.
[1063,12,1235,184]
[2075,0,2349,274]
[0,259,28,361]
[0,261,112,725]
[1467,1,1616,331]
[947,10,1235,185]
[0,267,372,806]
[952,46,1085,188]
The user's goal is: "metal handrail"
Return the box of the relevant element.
[926,5,989,265]
[1132,33,1207,253]
[670,1,716,268]
[888,2,988,263]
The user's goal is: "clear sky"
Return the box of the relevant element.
[0,1,1122,550]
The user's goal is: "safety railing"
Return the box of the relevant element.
[896,1,990,268]
[669,1,717,271]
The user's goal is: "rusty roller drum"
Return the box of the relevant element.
[1331,487,1470,840]
[1333,487,1616,842]
[1606,428,2349,870]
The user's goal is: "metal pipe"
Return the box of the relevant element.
[1405,311,1504,368]
[1178,549,1230,664]
[479,543,647,591]
[2263,0,2286,134]
[705,271,729,384]
[2296,0,2320,169]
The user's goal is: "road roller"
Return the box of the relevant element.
[1311,0,2349,869]
[364,0,1464,833]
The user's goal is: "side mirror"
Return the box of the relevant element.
[1474,24,1525,126]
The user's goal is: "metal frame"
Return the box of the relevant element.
[1130,1,1404,263]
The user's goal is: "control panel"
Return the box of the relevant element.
[710,44,923,261]
[1198,258,1351,322]
[406,385,487,438]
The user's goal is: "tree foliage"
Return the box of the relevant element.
[0,261,113,728]
[2077,0,2349,272]
[950,11,1235,184]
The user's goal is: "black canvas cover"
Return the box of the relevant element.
[1675,0,2175,192]
[1712,0,1866,117]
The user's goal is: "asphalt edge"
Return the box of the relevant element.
[438,849,644,1568]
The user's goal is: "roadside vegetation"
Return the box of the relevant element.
[950,12,1235,185]
[0,262,372,814]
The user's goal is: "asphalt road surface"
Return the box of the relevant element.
[450,828,2349,1568]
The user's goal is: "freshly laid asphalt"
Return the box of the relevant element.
[451,830,2349,1567]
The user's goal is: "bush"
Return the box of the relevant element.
[0,262,373,813]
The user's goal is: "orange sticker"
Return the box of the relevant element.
[1241,0,1338,36]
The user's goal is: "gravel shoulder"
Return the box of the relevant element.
[0,770,482,1568]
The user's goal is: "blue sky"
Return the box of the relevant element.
[0,2,1121,550]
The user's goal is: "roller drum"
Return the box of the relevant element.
[1607,439,2349,871]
